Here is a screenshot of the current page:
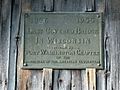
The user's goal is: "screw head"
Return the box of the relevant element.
[97,15,100,18]
[23,63,27,66]
[24,13,29,18]
[97,63,101,66]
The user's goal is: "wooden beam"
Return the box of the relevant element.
[86,68,96,90]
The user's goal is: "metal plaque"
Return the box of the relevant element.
[23,12,103,69]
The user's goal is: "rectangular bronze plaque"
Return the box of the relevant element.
[23,12,103,69]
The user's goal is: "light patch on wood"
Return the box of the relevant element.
[44,0,54,11]
[86,68,96,90]
[85,0,95,11]
[19,70,31,90]
[22,0,31,12]
[42,68,53,90]
[71,70,82,90]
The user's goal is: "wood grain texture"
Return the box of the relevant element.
[19,70,43,90]
[105,0,120,90]
[42,68,53,90]
[7,0,22,90]
[53,70,71,90]
[43,0,54,12]
[97,70,106,90]
[71,70,82,90]
[85,0,95,12]
[0,0,11,90]
[19,70,31,90]
[86,69,96,90]
[1,0,120,90]
[54,0,86,11]
[17,0,44,90]
[109,0,120,90]
[0,0,2,89]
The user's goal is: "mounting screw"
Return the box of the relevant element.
[23,63,27,66]
[97,63,101,66]
[25,13,29,18]
[97,15,100,18]
[73,85,75,87]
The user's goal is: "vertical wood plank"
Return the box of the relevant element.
[43,0,54,12]
[109,0,120,89]
[17,10,25,90]
[8,0,22,90]
[17,0,45,90]
[0,0,12,89]
[81,70,88,90]
[85,0,95,12]
[42,68,53,90]
[0,0,2,89]
[86,68,96,90]
[30,0,44,12]
[105,0,120,90]
[97,70,106,90]
[71,70,82,90]
[19,70,31,90]
[96,0,105,12]
[53,70,71,90]
[104,0,111,89]
[19,70,43,90]
[54,0,86,11]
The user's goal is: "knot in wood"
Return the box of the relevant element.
[58,78,63,83]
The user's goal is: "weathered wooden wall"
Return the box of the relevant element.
[0,0,120,90]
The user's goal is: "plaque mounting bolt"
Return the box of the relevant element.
[97,15,100,18]
[25,13,29,18]
[23,63,27,66]
[97,63,101,66]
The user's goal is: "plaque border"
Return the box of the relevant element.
[22,12,104,69]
